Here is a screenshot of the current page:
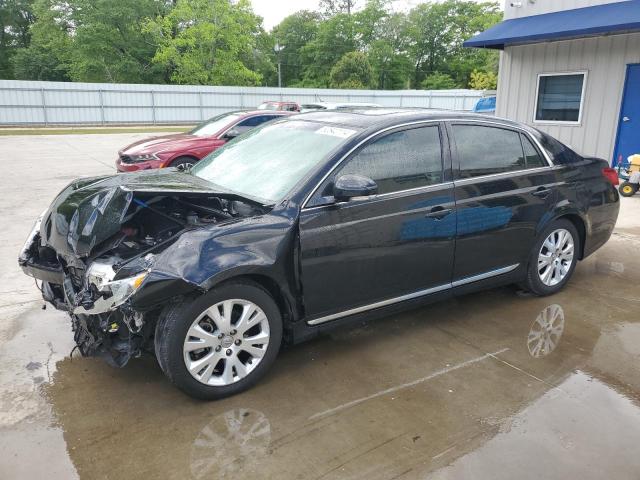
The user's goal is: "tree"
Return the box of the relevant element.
[319,0,357,16]
[11,0,72,81]
[301,13,357,86]
[407,0,501,88]
[271,10,321,87]
[469,69,497,90]
[148,0,262,86]
[0,0,34,78]
[330,51,372,88]
[421,72,456,90]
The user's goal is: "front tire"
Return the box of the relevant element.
[523,220,579,296]
[169,156,197,171]
[155,280,283,400]
[619,181,638,197]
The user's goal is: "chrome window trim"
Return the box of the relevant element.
[300,117,556,210]
[306,264,519,326]
[302,181,454,213]
[453,165,564,186]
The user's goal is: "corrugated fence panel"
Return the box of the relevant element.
[0,80,487,126]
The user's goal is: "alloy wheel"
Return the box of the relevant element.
[183,299,270,386]
[537,228,575,287]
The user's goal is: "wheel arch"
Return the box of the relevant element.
[162,154,200,168]
[203,270,299,328]
[538,211,587,260]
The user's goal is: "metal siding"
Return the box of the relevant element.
[505,0,629,19]
[0,80,486,126]
[496,32,640,162]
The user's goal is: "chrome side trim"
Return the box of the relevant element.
[306,263,520,326]
[451,264,519,288]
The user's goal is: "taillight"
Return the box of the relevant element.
[602,167,619,186]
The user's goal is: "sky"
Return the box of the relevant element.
[251,0,504,31]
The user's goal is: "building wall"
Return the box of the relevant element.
[496,32,640,161]
[0,80,486,126]
[504,0,628,19]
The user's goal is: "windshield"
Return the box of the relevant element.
[258,102,278,110]
[189,112,243,137]
[190,120,359,204]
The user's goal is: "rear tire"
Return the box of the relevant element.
[155,280,282,400]
[169,156,197,171]
[523,219,579,296]
[619,181,638,197]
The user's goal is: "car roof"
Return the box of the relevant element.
[285,108,525,131]
[237,110,293,117]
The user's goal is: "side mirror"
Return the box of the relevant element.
[333,174,378,201]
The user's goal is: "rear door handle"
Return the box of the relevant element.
[532,187,551,198]
[426,206,453,219]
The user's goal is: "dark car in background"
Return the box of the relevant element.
[116,110,292,172]
[20,109,619,400]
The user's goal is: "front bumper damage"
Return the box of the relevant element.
[20,226,157,367]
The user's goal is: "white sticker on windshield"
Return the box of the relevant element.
[315,126,356,138]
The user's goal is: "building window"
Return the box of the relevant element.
[535,72,586,123]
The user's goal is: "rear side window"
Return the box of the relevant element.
[453,125,542,178]
[337,125,442,194]
[520,134,546,168]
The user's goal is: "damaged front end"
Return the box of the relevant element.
[19,169,267,367]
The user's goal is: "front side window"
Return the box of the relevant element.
[535,73,585,123]
[454,125,532,178]
[336,125,443,194]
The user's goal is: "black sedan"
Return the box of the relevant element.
[19,109,620,399]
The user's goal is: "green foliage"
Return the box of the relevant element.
[330,51,373,88]
[271,10,322,87]
[68,0,167,83]
[469,69,497,90]
[11,0,71,81]
[147,0,262,85]
[4,0,502,90]
[421,72,457,90]
[0,0,34,78]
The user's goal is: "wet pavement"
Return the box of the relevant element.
[1,133,640,479]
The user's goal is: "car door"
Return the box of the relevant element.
[449,122,560,281]
[298,122,456,322]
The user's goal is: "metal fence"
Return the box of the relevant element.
[0,80,488,126]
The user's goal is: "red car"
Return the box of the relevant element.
[257,101,300,112]
[116,110,292,172]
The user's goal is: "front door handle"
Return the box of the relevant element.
[532,187,551,198]
[623,116,630,122]
[426,206,453,219]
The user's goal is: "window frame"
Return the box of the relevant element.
[533,71,588,126]
[303,120,449,209]
[448,120,554,182]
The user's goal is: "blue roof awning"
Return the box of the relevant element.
[464,0,640,49]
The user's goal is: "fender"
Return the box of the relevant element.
[536,201,590,259]
[137,210,301,318]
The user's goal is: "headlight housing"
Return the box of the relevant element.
[128,153,159,163]
[74,261,149,314]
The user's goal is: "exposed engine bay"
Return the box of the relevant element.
[19,172,266,367]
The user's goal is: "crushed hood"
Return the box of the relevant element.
[40,169,225,258]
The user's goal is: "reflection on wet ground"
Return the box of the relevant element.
[0,231,631,479]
